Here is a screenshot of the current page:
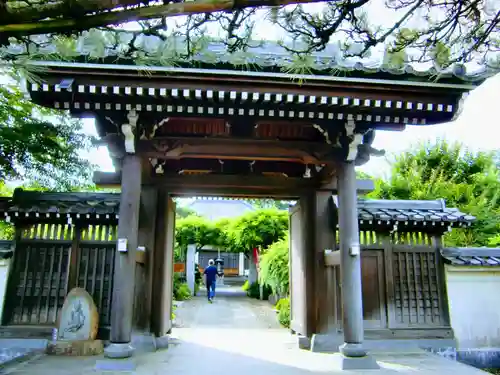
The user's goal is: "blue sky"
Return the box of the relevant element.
[82,72,500,179]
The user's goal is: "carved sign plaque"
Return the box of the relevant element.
[58,288,99,342]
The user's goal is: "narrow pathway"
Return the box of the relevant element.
[173,284,280,329]
[2,285,490,375]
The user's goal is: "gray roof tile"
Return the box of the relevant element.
[357,199,475,226]
[0,192,476,229]
[441,248,500,266]
[2,35,493,84]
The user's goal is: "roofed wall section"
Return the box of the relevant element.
[0,190,475,233]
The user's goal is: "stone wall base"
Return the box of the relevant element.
[46,340,104,356]
[311,333,456,354]
[428,347,500,369]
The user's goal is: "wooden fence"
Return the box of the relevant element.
[2,223,116,328]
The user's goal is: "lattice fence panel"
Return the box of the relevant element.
[392,232,442,326]
[77,224,117,326]
[4,223,73,325]
[3,223,117,326]
[335,230,382,247]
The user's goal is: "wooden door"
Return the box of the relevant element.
[289,202,307,336]
[361,250,387,329]
[162,196,176,334]
[152,192,176,337]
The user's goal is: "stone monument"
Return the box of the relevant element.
[46,287,104,356]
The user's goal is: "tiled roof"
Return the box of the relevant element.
[441,248,500,266]
[0,191,476,229]
[356,199,475,227]
[0,190,120,219]
[3,34,493,84]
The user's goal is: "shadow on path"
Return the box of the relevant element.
[2,286,490,375]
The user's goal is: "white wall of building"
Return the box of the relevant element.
[446,266,500,349]
[0,259,11,320]
[187,199,255,221]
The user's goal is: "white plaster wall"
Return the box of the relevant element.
[187,200,255,221]
[446,266,500,349]
[0,259,11,321]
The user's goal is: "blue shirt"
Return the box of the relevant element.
[204,265,218,284]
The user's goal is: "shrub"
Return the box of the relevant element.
[275,298,288,311]
[276,297,290,328]
[242,280,250,291]
[259,235,289,296]
[173,272,192,301]
[175,283,192,301]
[194,263,202,285]
[246,281,260,298]
[246,281,272,300]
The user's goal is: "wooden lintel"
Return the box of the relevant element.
[135,138,336,164]
[148,173,320,190]
[93,171,374,195]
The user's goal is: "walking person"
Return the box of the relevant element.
[204,259,218,303]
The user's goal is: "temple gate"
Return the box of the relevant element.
[1,38,484,368]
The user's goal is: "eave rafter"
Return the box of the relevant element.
[28,65,464,128]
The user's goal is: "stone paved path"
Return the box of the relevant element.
[2,285,490,374]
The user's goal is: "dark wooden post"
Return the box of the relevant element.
[313,191,335,334]
[302,193,317,338]
[134,187,158,331]
[104,155,142,359]
[151,189,176,348]
[337,162,379,369]
[289,193,318,349]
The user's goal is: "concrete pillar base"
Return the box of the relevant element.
[131,333,156,353]
[103,343,134,359]
[297,335,311,350]
[95,359,136,372]
[340,354,380,370]
[155,335,170,350]
[339,342,367,357]
[311,333,341,352]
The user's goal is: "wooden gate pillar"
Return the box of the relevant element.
[104,155,142,359]
[337,162,378,369]
[151,190,176,348]
[313,190,336,334]
[290,192,325,347]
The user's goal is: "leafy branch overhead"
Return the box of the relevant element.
[0,82,96,190]
[0,0,499,68]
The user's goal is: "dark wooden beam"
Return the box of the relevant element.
[135,137,339,164]
[160,159,307,177]
[93,171,374,195]
[149,173,320,190]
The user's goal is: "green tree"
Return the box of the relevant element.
[246,199,291,211]
[226,209,289,253]
[175,216,225,260]
[1,0,498,70]
[259,235,289,297]
[369,140,500,247]
[176,205,199,219]
[0,83,95,190]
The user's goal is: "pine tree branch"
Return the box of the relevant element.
[1,0,141,24]
[0,0,327,37]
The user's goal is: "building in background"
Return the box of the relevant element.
[186,198,255,221]
[186,198,254,277]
